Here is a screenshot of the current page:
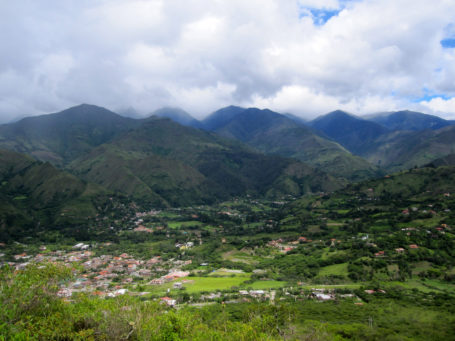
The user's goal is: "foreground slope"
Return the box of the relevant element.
[204,107,379,181]
[69,118,342,206]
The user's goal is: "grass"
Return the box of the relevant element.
[421,279,455,292]
[167,221,203,229]
[308,225,322,233]
[242,222,263,229]
[202,225,219,230]
[387,278,455,293]
[320,249,347,261]
[144,273,287,295]
[184,276,250,293]
[247,280,287,290]
[208,269,246,277]
[318,262,349,276]
[145,275,252,296]
[157,211,182,219]
[222,250,259,264]
[387,264,399,273]
[299,283,362,290]
[397,216,441,228]
[411,261,432,275]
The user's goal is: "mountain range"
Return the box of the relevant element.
[309,110,389,155]
[68,116,342,206]
[153,105,455,173]
[368,110,453,131]
[151,107,203,129]
[302,109,455,171]
[201,106,379,181]
[0,103,454,214]
[0,105,347,210]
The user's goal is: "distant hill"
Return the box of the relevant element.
[152,107,203,129]
[362,125,455,171]
[0,104,140,166]
[426,154,455,167]
[201,106,247,131]
[309,110,389,155]
[308,110,455,172]
[0,104,343,206]
[368,110,452,131]
[204,107,379,181]
[69,118,343,206]
[283,113,308,126]
[0,149,109,241]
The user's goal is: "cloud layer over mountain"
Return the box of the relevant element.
[1,0,455,122]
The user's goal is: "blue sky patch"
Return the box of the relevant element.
[298,6,341,25]
[298,0,360,26]
[441,38,455,48]
[411,89,451,103]
[307,8,341,25]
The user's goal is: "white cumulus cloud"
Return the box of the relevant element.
[0,0,454,121]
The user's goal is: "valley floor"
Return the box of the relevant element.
[2,182,455,339]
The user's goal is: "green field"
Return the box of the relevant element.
[144,273,288,295]
[157,211,182,219]
[387,279,455,293]
[299,283,362,290]
[222,250,260,264]
[208,269,247,277]
[247,280,287,290]
[167,221,203,229]
[146,275,251,296]
[183,276,250,293]
[411,261,432,275]
[318,262,349,276]
[13,195,27,200]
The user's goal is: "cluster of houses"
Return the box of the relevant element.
[149,269,191,285]
[160,287,361,307]
[374,244,420,257]
[175,242,194,250]
[4,242,374,308]
[400,203,452,217]
[371,222,451,257]
[3,243,199,299]
[267,237,311,253]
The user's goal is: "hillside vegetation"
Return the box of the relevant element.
[0,149,114,241]
[69,118,342,206]
[205,107,379,181]
[362,126,455,171]
[0,104,140,166]
[2,164,455,340]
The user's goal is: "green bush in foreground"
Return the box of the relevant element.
[0,264,285,340]
[1,264,455,340]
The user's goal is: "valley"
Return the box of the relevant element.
[2,165,455,339]
[3,2,455,339]
[1,105,455,340]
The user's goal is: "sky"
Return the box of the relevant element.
[1,0,455,122]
